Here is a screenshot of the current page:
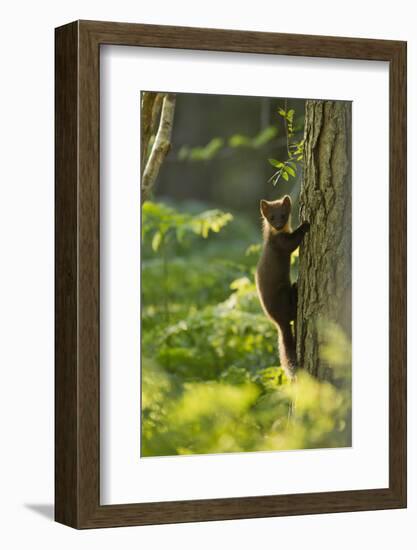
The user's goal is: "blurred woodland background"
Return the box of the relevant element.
[154,93,304,223]
[141,92,351,457]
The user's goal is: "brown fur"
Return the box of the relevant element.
[255,196,310,379]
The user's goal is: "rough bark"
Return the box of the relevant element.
[296,100,352,380]
[141,92,176,204]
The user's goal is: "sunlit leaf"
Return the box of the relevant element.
[151,231,162,251]
[285,166,296,177]
[245,243,262,257]
[252,126,278,148]
[268,158,284,168]
[229,134,252,148]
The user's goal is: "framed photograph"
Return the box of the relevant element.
[55,20,406,528]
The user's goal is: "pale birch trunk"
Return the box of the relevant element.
[141,92,176,203]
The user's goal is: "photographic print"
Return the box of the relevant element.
[55,22,406,527]
[140,91,352,458]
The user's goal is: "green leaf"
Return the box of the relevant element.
[230,276,251,291]
[252,126,278,148]
[187,137,224,161]
[245,243,262,257]
[152,231,163,252]
[268,158,284,168]
[287,109,295,122]
[282,171,289,181]
[285,166,296,177]
[229,134,252,148]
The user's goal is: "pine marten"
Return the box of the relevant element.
[255,196,310,379]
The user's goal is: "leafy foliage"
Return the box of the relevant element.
[176,126,278,162]
[178,137,225,161]
[141,200,351,457]
[268,106,305,186]
[228,126,278,149]
[142,200,233,252]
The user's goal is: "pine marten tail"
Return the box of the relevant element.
[277,323,297,380]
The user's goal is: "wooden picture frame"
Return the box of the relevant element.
[55,20,407,529]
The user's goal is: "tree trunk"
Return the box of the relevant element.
[296,100,352,380]
[141,92,176,204]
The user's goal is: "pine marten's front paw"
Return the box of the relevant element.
[301,221,310,233]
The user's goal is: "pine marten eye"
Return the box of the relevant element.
[270,215,275,222]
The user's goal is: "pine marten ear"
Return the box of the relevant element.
[282,195,292,208]
[260,199,269,216]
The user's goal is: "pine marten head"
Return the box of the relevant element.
[260,196,292,233]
